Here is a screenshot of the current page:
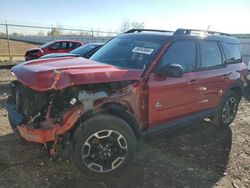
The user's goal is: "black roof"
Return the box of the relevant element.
[121,28,240,44]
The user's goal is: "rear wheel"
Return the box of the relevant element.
[211,91,240,127]
[72,114,137,177]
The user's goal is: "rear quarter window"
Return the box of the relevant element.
[221,43,242,63]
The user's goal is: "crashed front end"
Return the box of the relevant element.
[7,80,85,144]
[6,58,144,158]
[7,79,142,159]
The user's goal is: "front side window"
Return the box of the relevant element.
[40,41,54,48]
[90,36,164,69]
[200,41,222,68]
[158,40,196,72]
[49,42,60,50]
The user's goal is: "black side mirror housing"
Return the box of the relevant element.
[157,64,184,78]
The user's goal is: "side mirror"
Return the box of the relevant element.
[157,64,184,78]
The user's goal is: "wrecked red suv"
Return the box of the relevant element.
[24,40,83,61]
[7,29,247,176]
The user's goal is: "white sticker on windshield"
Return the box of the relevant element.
[132,47,154,55]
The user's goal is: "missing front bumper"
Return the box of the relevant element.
[7,97,84,144]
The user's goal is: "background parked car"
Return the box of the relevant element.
[40,43,104,59]
[24,40,84,60]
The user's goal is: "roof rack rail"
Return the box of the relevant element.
[173,28,230,36]
[125,29,173,33]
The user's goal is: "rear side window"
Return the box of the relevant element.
[222,43,241,63]
[200,41,222,68]
[158,40,196,72]
[60,42,68,49]
[68,42,73,49]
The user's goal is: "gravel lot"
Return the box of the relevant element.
[0,70,249,188]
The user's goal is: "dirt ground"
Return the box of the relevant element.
[0,70,249,188]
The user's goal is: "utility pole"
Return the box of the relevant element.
[5,21,11,62]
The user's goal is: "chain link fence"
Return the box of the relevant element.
[0,22,119,63]
[239,39,250,64]
[1,22,250,65]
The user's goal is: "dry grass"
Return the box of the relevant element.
[0,39,38,62]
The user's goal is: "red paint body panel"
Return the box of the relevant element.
[12,57,143,91]
[147,62,247,127]
[148,72,204,127]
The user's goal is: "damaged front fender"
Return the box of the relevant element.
[14,105,84,143]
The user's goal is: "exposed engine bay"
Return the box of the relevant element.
[9,80,134,130]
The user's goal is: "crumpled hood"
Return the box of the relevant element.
[12,57,143,91]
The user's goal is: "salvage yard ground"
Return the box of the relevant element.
[0,70,249,188]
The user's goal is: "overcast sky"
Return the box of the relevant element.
[0,0,250,34]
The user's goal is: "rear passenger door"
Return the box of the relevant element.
[195,40,228,109]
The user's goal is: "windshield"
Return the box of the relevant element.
[90,36,163,69]
[40,41,55,48]
[70,44,98,56]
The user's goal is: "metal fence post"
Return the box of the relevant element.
[5,21,11,62]
[51,24,54,40]
[91,28,94,43]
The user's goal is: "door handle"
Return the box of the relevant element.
[188,79,199,85]
[222,72,232,79]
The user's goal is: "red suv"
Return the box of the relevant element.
[7,29,247,177]
[24,40,83,60]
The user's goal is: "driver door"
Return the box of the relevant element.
[147,40,203,128]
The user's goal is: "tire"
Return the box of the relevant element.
[211,91,240,128]
[72,114,137,177]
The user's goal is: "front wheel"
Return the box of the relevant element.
[72,114,137,177]
[211,91,240,128]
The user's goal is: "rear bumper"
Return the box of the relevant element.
[7,97,84,144]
